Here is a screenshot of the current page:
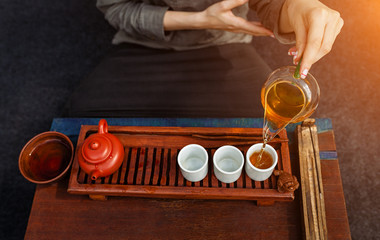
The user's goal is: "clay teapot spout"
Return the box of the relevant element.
[91,170,101,180]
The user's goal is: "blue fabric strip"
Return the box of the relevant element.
[50,118,334,153]
[51,117,332,134]
[320,151,338,160]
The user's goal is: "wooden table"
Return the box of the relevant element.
[24,118,351,240]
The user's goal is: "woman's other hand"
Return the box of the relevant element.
[280,0,344,78]
[202,0,274,36]
[164,0,273,37]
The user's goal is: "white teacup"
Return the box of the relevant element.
[177,144,208,182]
[213,145,244,183]
[245,143,278,181]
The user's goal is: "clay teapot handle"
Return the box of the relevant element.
[98,119,108,134]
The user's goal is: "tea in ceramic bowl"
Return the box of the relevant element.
[19,131,74,184]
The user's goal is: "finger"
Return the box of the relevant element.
[288,46,298,64]
[219,0,248,11]
[315,17,344,62]
[288,46,297,56]
[249,22,276,37]
[232,28,273,36]
[300,18,326,79]
[293,21,307,65]
[240,27,273,36]
[251,21,264,27]
[233,18,273,36]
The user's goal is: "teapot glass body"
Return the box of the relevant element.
[261,66,320,125]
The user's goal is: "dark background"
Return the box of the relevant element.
[1,0,379,239]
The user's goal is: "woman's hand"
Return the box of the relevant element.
[280,0,344,78]
[164,0,273,37]
[201,0,273,36]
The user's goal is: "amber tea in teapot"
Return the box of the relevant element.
[263,81,306,128]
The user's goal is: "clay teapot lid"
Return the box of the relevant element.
[81,119,115,164]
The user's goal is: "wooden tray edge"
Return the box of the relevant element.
[68,125,293,202]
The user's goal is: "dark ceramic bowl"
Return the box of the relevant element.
[19,131,74,184]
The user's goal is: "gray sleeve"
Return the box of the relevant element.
[249,0,295,44]
[97,0,171,41]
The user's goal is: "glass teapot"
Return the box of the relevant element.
[260,65,320,142]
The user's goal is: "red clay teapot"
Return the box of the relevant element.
[78,119,124,180]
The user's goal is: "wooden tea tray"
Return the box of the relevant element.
[68,125,294,205]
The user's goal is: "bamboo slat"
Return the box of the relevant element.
[297,119,328,240]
